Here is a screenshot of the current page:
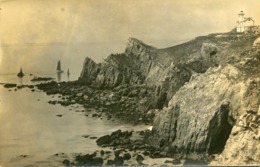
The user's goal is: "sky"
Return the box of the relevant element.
[0,0,259,75]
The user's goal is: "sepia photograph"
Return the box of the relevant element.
[0,0,260,166]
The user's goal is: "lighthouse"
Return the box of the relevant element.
[237,11,245,32]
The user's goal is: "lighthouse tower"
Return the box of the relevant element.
[237,11,245,32]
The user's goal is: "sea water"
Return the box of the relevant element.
[0,71,78,85]
[0,74,148,166]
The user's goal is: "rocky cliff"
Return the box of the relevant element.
[79,38,158,87]
[79,33,258,108]
[152,36,260,164]
[79,31,260,164]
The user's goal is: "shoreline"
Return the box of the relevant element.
[0,80,211,166]
[1,81,163,166]
[0,80,186,166]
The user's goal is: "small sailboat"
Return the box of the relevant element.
[67,68,70,76]
[17,68,25,78]
[56,60,64,73]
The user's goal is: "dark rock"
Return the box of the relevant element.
[4,83,17,88]
[106,159,115,166]
[82,135,89,138]
[27,85,34,89]
[96,130,133,147]
[123,153,131,160]
[92,157,104,166]
[90,136,98,139]
[75,153,96,166]
[105,151,112,154]
[96,135,111,145]
[136,154,144,163]
[63,159,70,166]
[142,151,150,156]
[31,77,54,82]
[114,156,124,166]
[17,85,23,89]
[56,114,62,117]
[114,150,121,157]
[78,57,101,86]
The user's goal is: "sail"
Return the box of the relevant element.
[57,60,61,71]
[17,68,24,77]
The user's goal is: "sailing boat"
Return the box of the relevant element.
[17,68,25,78]
[56,60,64,73]
[67,68,70,76]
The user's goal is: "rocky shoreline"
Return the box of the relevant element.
[2,31,260,166]
[62,129,209,166]
[35,81,157,124]
[1,81,193,166]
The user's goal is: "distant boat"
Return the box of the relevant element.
[56,60,64,73]
[67,68,70,76]
[17,68,25,78]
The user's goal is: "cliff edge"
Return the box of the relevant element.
[78,32,260,164]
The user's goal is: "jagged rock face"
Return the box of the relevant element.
[210,47,260,165]
[79,33,258,88]
[78,32,260,164]
[152,44,260,164]
[79,33,259,111]
[152,64,191,108]
[79,57,100,85]
[79,38,158,87]
[211,78,260,165]
[152,65,249,157]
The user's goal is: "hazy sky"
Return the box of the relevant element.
[0,0,259,75]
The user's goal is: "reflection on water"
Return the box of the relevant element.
[19,77,23,85]
[0,72,78,85]
[67,72,70,81]
[57,72,61,82]
[0,76,148,166]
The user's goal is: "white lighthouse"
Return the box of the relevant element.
[237,11,245,32]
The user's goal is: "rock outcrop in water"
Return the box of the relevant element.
[78,31,260,164]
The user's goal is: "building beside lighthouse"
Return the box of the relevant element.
[236,11,258,33]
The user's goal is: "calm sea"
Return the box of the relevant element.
[0,74,148,166]
[0,71,79,85]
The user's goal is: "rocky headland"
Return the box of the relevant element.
[74,30,260,165]
[3,30,260,166]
